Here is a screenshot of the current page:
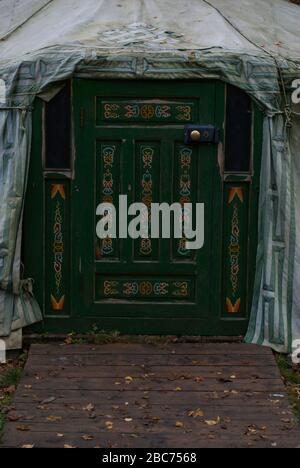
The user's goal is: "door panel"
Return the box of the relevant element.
[73,80,220,325]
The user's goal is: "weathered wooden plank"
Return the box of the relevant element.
[3,343,299,449]
[3,419,296,435]
[26,353,276,367]
[13,390,290,406]
[9,400,291,414]
[6,408,295,425]
[22,364,281,379]
[29,343,272,356]
[18,376,285,392]
[2,429,300,449]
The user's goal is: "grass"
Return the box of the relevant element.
[0,352,28,437]
[64,328,121,345]
[276,353,300,427]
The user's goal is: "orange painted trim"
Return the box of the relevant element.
[226,298,241,314]
[228,187,244,204]
[51,295,65,311]
[51,184,66,200]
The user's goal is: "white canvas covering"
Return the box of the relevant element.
[0,0,299,351]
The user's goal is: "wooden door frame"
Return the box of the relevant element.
[23,79,263,336]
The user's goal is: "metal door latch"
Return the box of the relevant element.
[184,125,220,145]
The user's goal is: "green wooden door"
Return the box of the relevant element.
[72,80,224,334]
[24,79,262,336]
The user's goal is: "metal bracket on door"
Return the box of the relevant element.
[184,125,220,145]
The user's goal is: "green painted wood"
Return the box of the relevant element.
[221,102,263,321]
[44,180,70,316]
[24,80,263,336]
[73,80,222,330]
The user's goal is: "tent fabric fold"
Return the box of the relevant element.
[0,0,299,351]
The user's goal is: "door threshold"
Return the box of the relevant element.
[23,333,244,346]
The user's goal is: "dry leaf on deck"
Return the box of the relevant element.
[83,403,95,412]
[194,377,204,383]
[46,415,62,422]
[40,397,56,405]
[204,416,221,426]
[8,415,21,422]
[188,408,204,418]
[17,425,31,432]
[4,386,16,394]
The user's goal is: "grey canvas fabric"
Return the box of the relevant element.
[0,0,299,351]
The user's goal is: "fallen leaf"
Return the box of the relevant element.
[83,403,95,412]
[40,397,56,405]
[24,385,32,390]
[194,377,204,383]
[4,386,16,394]
[124,418,133,422]
[81,435,94,441]
[219,378,233,383]
[188,408,204,418]
[175,421,184,428]
[175,387,182,392]
[245,425,258,436]
[46,416,62,422]
[17,425,31,432]
[125,376,133,384]
[151,416,161,423]
[64,335,74,345]
[105,421,114,430]
[64,444,77,449]
[21,444,34,449]
[57,433,64,438]
[8,415,21,422]
[205,416,221,426]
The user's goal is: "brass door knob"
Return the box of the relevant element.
[190,130,201,141]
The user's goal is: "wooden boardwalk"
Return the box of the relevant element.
[2,343,300,448]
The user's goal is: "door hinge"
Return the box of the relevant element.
[80,108,85,128]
